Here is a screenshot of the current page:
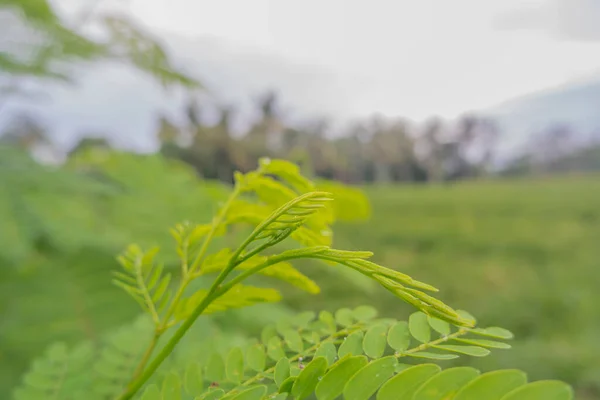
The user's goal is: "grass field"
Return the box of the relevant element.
[283,174,600,399]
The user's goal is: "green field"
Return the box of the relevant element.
[282,175,600,399]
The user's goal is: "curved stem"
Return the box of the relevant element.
[117,279,224,400]
[189,185,242,274]
[130,332,159,381]
[118,184,243,399]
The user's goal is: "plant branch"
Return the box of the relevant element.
[118,184,242,398]
[117,277,225,400]
[235,323,365,392]
[130,331,160,381]
[401,328,470,356]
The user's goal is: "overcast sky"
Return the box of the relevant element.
[11,0,600,152]
[115,0,600,120]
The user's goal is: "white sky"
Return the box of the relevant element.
[115,0,600,120]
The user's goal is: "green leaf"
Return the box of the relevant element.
[303,331,322,344]
[184,362,204,395]
[338,331,364,358]
[335,308,354,327]
[290,365,302,377]
[377,364,441,400]
[274,358,291,387]
[246,344,266,372]
[388,321,411,352]
[190,285,281,316]
[292,356,328,399]
[258,157,315,193]
[230,385,267,400]
[249,259,320,294]
[197,388,225,400]
[314,342,337,367]
[205,353,225,382]
[267,337,286,361]
[276,319,293,337]
[432,345,490,357]
[226,347,244,384]
[261,325,278,345]
[162,372,182,400]
[362,324,388,358]
[141,384,162,400]
[453,338,511,349]
[500,381,574,400]
[456,310,477,323]
[153,275,171,305]
[395,363,413,373]
[427,316,451,336]
[470,327,514,340]
[315,355,368,400]
[453,369,528,400]
[409,312,431,343]
[406,352,459,360]
[293,311,317,329]
[319,310,337,334]
[283,329,304,353]
[412,367,480,400]
[343,356,397,400]
[352,305,378,322]
[279,376,297,394]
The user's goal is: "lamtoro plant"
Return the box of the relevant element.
[13,158,573,400]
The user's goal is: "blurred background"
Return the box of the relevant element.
[1,0,599,398]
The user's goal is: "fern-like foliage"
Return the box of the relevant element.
[11,158,575,399]
[0,148,371,396]
[13,307,573,400]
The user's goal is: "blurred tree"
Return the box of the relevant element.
[419,117,445,182]
[0,0,200,108]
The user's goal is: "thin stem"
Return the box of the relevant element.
[117,252,304,399]
[117,279,224,400]
[227,191,329,267]
[118,184,242,398]
[188,184,242,274]
[117,187,332,399]
[163,184,242,325]
[130,332,159,381]
[401,328,470,356]
[134,261,160,326]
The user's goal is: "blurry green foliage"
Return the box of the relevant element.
[290,177,600,399]
[0,147,375,396]
[0,0,199,98]
[0,145,221,395]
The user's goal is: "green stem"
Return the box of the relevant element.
[163,184,242,326]
[130,332,159,381]
[117,279,225,400]
[117,250,317,399]
[401,328,469,356]
[117,185,243,399]
[189,184,242,274]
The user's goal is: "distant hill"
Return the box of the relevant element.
[485,78,600,158]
